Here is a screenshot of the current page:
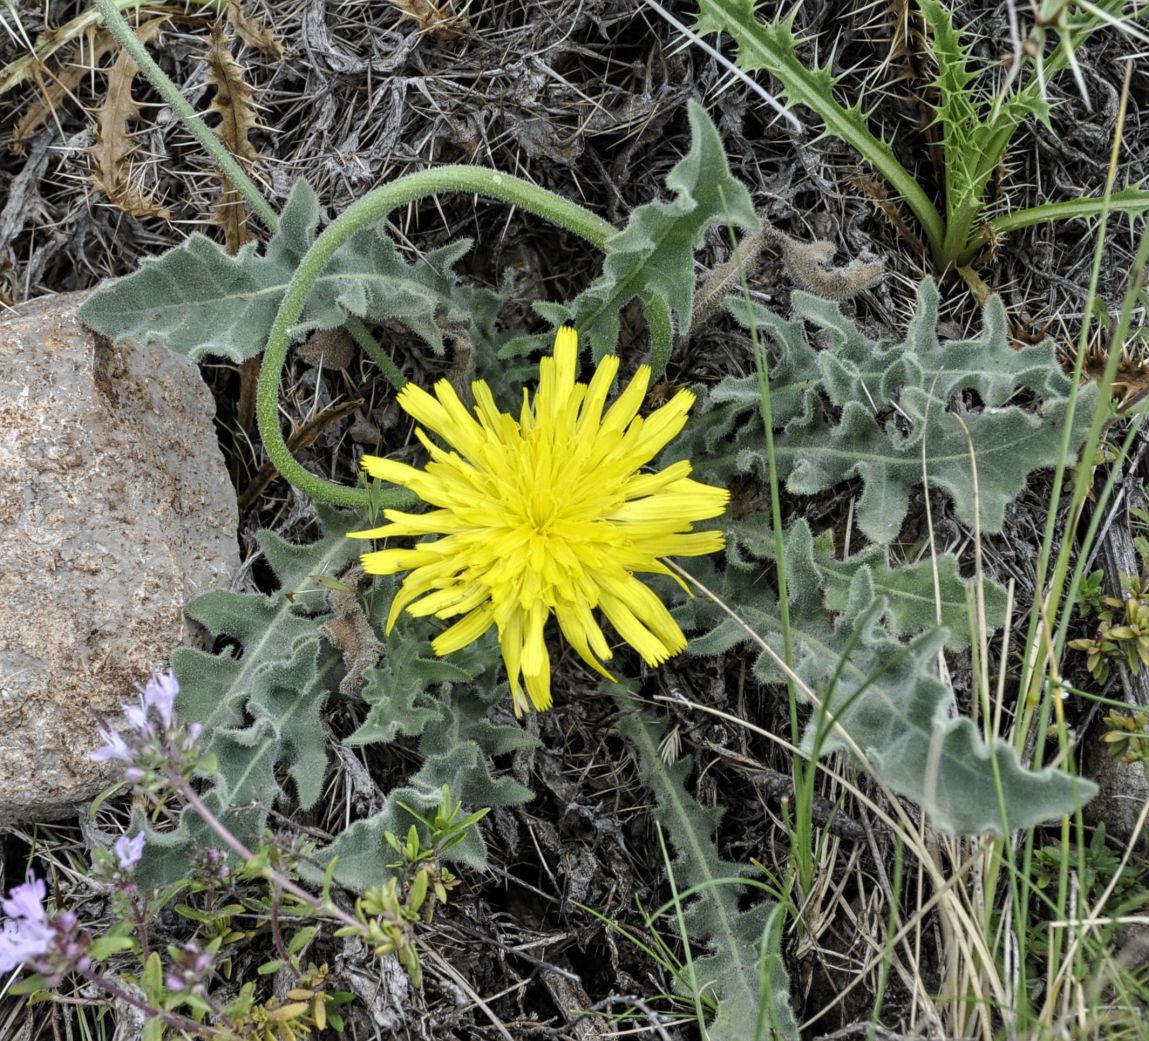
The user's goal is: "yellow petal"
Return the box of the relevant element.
[601,365,650,432]
[433,604,495,655]
[347,322,728,714]
[599,591,681,666]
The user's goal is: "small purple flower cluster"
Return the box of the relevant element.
[91,671,202,789]
[0,876,88,984]
[0,877,54,973]
[165,939,214,994]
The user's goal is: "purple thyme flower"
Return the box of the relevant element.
[0,919,53,973]
[90,670,201,793]
[113,834,146,871]
[123,672,179,734]
[90,725,133,765]
[2,876,48,922]
[0,876,55,975]
[165,940,213,994]
[143,672,179,727]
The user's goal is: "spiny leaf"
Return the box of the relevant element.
[205,20,261,251]
[616,705,796,1040]
[87,17,171,219]
[226,0,284,55]
[205,22,260,166]
[916,0,986,213]
[694,0,943,250]
[13,30,120,150]
[78,180,501,362]
[538,101,758,364]
[386,0,470,40]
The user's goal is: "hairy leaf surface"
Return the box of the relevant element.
[79,180,500,362]
[534,101,758,365]
[135,510,531,888]
[728,519,1006,649]
[135,506,359,885]
[710,280,1096,544]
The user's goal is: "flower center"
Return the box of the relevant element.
[525,489,559,531]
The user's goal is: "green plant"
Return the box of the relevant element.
[693,0,1149,270]
[1101,707,1149,764]
[45,6,1120,1037]
[1070,574,1149,682]
[126,507,533,891]
[1032,823,1144,904]
[6,695,484,1038]
[668,279,1098,833]
[615,702,797,1041]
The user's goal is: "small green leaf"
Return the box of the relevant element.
[141,951,164,1005]
[86,935,137,960]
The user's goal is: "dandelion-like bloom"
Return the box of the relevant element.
[350,327,729,715]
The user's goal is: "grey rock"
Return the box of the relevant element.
[0,292,238,826]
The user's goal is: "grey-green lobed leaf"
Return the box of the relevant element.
[133,505,361,886]
[305,607,536,890]
[717,279,1096,545]
[727,518,1006,650]
[78,179,501,362]
[133,511,534,889]
[677,524,1096,834]
[664,279,1097,831]
[536,100,759,364]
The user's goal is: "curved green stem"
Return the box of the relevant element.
[258,167,618,507]
[98,1,410,427]
[93,3,636,507]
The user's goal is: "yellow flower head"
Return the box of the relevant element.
[349,327,729,716]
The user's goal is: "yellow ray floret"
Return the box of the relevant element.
[349,325,730,716]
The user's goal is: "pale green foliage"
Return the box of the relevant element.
[135,508,532,888]
[678,522,1096,834]
[729,519,1007,649]
[664,282,1098,831]
[531,100,759,369]
[78,104,761,380]
[308,609,536,891]
[687,281,1096,545]
[78,180,502,362]
[136,506,360,885]
[617,707,798,1041]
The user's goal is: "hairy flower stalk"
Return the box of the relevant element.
[350,327,729,714]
